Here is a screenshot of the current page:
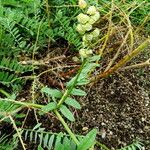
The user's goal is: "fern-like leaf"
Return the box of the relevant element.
[118,141,144,150]
[23,124,79,150]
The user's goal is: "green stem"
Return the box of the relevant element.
[2,98,79,145]
[96,141,110,150]
[57,59,87,108]
[54,110,79,145]
[0,88,10,97]
[9,115,26,150]
[1,98,43,109]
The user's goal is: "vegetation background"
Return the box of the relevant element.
[0,0,149,150]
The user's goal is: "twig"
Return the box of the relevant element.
[99,0,114,56]
[104,30,130,71]
[9,115,26,150]
[20,55,66,66]
[91,38,150,83]
[120,58,150,70]
[96,141,110,150]
[114,4,134,52]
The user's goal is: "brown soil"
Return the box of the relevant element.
[74,70,150,149]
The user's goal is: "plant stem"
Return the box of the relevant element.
[0,88,10,97]
[1,98,44,109]
[57,59,87,108]
[96,141,110,150]
[54,110,79,145]
[121,58,150,70]
[91,38,150,83]
[1,98,79,145]
[9,115,26,150]
[1,98,79,146]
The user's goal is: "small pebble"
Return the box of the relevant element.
[82,127,88,131]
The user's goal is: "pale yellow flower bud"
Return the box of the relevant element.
[88,18,96,25]
[91,11,100,22]
[82,35,87,42]
[82,23,92,31]
[84,33,93,41]
[82,41,88,47]
[77,13,90,24]
[86,49,93,55]
[78,0,87,9]
[79,48,93,58]
[76,24,85,34]
[79,48,88,58]
[92,28,100,37]
[87,6,97,15]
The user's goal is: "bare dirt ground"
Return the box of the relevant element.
[74,70,149,149]
[72,49,150,149]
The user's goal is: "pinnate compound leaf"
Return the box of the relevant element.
[88,55,101,62]
[77,129,97,150]
[63,137,71,150]
[76,78,89,86]
[43,134,49,148]
[131,145,136,150]
[48,135,55,149]
[71,88,86,96]
[66,76,76,88]
[33,123,42,130]
[60,105,75,121]
[54,132,64,150]
[65,97,81,109]
[38,145,44,150]
[41,87,62,98]
[41,102,56,113]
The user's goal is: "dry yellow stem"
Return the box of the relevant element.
[91,38,150,83]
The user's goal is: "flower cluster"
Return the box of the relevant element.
[77,0,100,58]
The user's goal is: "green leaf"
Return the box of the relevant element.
[15,113,26,118]
[79,63,99,78]
[41,87,62,98]
[54,133,64,150]
[70,140,77,150]
[77,129,97,150]
[43,134,49,148]
[71,88,86,96]
[66,61,99,88]
[66,76,76,88]
[128,147,132,150]
[88,55,101,62]
[65,97,81,109]
[63,137,71,150]
[135,141,143,149]
[41,102,56,113]
[131,145,136,150]
[76,78,89,86]
[60,105,75,122]
[38,145,44,150]
[33,123,42,130]
[48,135,55,149]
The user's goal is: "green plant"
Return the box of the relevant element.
[118,140,144,150]
[0,1,101,148]
[0,0,149,149]
[0,134,18,150]
[0,57,33,92]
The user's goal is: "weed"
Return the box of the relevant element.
[0,0,149,150]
